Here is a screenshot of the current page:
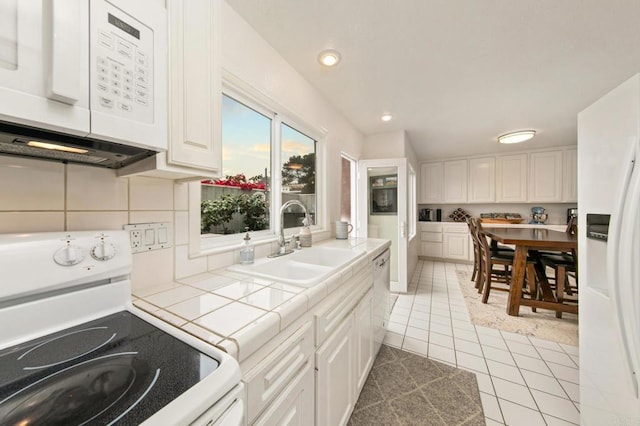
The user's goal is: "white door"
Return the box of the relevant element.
[0,0,90,134]
[357,158,408,293]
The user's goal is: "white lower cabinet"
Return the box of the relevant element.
[316,287,375,426]
[420,222,471,261]
[354,290,374,393]
[253,361,314,426]
[246,259,380,426]
[316,314,355,426]
[245,322,314,424]
[442,225,470,261]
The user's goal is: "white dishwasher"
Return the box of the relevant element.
[372,248,391,355]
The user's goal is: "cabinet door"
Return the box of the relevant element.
[443,233,469,260]
[563,147,577,202]
[443,160,468,203]
[355,290,374,393]
[420,242,443,257]
[316,317,354,426]
[253,361,315,426]
[529,150,563,202]
[167,0,221,173]
[496,154,528,202]
[468,157,495,203]
[419,162,442,203]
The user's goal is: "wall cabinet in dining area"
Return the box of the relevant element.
[419,146,577,204]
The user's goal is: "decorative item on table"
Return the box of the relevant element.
[530,206,548,224]
[449,208,471,222]
[479,213,524,224]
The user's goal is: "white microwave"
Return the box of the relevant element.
[0,0,167,167]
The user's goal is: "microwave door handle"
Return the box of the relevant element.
[44,0,82,104]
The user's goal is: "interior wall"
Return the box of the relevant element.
[362,130,407,159]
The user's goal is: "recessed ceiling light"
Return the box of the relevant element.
[318,49,341,67]
[380,114,393,122]
[498,130,536,144]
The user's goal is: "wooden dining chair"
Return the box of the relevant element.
[465,217,481,283]
[475,219,538,305]
[539,216,579,318]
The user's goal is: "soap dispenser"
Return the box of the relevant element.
[240,227,254,264]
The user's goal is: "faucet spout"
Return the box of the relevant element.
[273,199,310,257]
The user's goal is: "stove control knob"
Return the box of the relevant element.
[90,242,116,261]
[53,245,85,266]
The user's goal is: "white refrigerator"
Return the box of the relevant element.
[578,73,640,424]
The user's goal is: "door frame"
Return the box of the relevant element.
[357,158,408,292]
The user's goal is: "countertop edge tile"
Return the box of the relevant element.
[132,238,392,363]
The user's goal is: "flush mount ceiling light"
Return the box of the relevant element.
[380,114,393,122]
[498,130,536,144]
[318,49,341,67]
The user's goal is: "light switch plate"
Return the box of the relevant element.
[124,222,172,253]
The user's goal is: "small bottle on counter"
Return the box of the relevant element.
[240,228,254,264]
[299,225,312,247]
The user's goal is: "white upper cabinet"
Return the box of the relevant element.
[419,162,443,203]
[496,154,528,202]
[529,150,563,202]
[443,160,468,203]
[563,147,578,202]
[119,0,221,178]
[468,157,495,203]
[167,0,221,173]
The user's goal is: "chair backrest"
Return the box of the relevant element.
[466,217,478,245]
[470,218,488,251]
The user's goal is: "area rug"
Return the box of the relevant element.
[348,345,484,426]
[456,270,579,346]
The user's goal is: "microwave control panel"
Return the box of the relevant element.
[91,1,154,123]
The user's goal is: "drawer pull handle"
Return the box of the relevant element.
[263,344,305,389]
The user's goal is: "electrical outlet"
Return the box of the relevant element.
[124,223,172,253]
[130,230,142,248]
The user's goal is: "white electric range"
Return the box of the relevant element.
[0,230,244,425]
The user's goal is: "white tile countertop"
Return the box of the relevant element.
[132,238,391,361]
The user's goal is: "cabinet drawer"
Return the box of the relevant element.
[419,222,442,232]
[421,231,442,242]
[315,269,370,347]
[443,224,468,234]
[245,321,314,423]
[252,360,314,426]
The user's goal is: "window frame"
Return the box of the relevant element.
[190,72,327,255]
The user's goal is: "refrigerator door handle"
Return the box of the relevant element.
[608,138,640,397]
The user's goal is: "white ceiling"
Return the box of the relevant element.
[225,0,640,160]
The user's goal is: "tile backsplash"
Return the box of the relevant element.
[0,155,179,289]
[1,155,330,293]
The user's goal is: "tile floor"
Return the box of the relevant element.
[382,260,580,426]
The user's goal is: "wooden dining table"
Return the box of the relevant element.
[481,227,578,316]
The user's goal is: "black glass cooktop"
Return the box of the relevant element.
[0,311,219,425]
